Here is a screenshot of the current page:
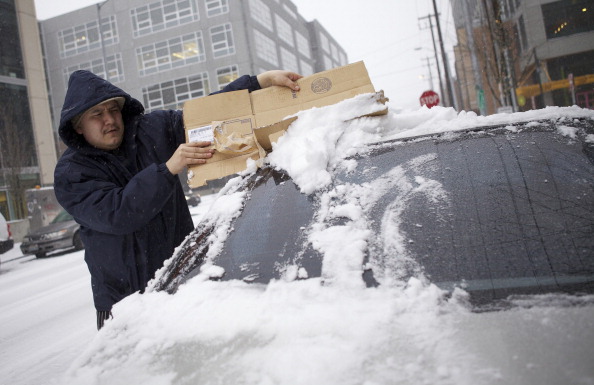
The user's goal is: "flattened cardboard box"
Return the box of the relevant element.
[183,61,381,188]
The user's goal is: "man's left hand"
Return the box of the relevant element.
[257,70,303,91]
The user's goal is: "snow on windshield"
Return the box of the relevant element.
[61,99,594,385]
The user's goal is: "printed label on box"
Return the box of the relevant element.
[188,125,214,143]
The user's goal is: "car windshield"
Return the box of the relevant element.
[51,210,73,224]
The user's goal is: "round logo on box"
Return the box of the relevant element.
[311,77,332,94]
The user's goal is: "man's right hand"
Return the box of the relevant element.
[166,141,214,175]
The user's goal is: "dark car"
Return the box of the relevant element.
[20,210,84,258]
[185,189,202,207]
[154,117,594,309]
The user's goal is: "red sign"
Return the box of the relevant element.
[420,90,440,108]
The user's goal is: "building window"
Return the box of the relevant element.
[205,0,229,17]
[275,15,293,45]
[216,65,239,90]
[63,54,125,84]
[330,43,338,60]
[319,33,330,53]
[254,29,278,66]
[58,16,118,58]
[142,73,210,111]
[299,59,313,76]
[295,31,310,58]
[136,32,205,76]
[131,0,199,38]
[323,55,332,70]
[249,0,273,32]
[283,4,297,19]
[280,47,297,72]
[210,23,235,57]
[542,0,594,40]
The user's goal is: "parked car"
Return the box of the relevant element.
[155,115,594,308]
[62,103,594,385]
[20,209,83,258]
[0,212,14,257]
[184,189,201,207]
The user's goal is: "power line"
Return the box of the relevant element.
[355,32,423,58]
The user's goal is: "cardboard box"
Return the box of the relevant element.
[183,61,385,187]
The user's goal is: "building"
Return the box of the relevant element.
[451,0,594,114]
[39,0,348,155]
[515,0,594,109]
[0,0,56,221]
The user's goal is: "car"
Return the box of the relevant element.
[184,189,202,207]
[0,212,14,257]
[20,209,84,258]
[155,115,594,308]
[61,101,594,384]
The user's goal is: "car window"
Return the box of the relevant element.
[51,210,74,224]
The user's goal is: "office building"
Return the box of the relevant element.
[0,0,56,220]
[39,0,348,155]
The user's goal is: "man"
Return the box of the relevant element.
[55,69,301,330]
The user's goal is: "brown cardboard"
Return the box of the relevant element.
[251,63,376,127]
[183,61,383,188]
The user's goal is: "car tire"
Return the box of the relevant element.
[35,252,47,258]
[73,232,84,251]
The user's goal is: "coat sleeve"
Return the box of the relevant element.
[55,157,178,235]
[209,74,261,95]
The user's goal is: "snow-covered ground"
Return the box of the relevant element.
[0,196,215,385]
[1,100,594,385]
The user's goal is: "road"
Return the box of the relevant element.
[0,196,214,385]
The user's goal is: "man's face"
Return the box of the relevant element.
[75,100,124,151]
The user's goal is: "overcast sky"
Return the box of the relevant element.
[32,0,458,110]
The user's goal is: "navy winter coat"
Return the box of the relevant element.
[55,70,261,311]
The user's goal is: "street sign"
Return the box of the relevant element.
[420,90,440,108]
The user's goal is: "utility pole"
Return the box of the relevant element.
[431,0,457,110]
[419,14,445,104]
[463,0,486,115]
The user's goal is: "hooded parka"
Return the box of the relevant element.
[55,70,261,312]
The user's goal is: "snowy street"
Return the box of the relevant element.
[0,197,214,385]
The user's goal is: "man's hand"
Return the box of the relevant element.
[257,70,303,91]
[166,141,214,175]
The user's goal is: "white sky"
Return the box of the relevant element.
[32,0,458,110]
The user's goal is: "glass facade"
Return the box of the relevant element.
[64,53,125,85]
[542,0,594,39]
[142,73,211,111]
[0,0,40,220]
[58,16,119,58]
[216,65,239,90]
[205,0,229,17]
[130,0,199,37]
[210,23,235,58]
[136,32,205,76]
[0,0,24,78]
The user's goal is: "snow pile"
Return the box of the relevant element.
[59,100,594,385]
